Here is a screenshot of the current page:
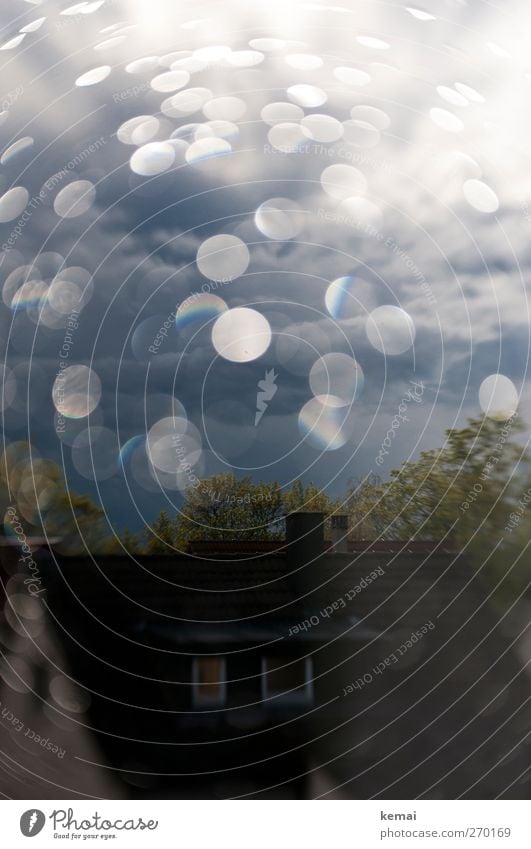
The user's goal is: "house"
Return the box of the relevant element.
[0,514,529,799]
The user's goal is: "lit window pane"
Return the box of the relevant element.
[193,657,225,705]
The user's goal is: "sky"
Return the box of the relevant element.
[0,0,530,534]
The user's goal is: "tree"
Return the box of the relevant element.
[144,510,178,553]
[0,445,113,554]
[282,478,342,539]
[104,527,145,555]
[345,474,390,540]
[43,490,110,554]
[341,416,531,604]
[173,473,284,549]
[121,527,144,554]
[369,415,528,550]
[282,478,338,514]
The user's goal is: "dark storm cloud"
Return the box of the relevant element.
[0,0,530,531]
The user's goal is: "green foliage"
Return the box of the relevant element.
[144,510,178,553]
[344,474,390,540]
[339,415,531,603]
[0,445,112,554]
[282,478,339,515]
[42,490,110,554]
[104,527,145,555]
[282,478,342,539]
[376,415,527,545]
[173,474,284,549]
[121,527,145,554]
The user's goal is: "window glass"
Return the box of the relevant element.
[193,657,226,705]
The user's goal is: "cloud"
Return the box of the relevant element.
[1,0,529,529]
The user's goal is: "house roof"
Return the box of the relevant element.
[187,539,454,557]
[42,543,472,631]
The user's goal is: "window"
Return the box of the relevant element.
[192,657,227,707]
[261,656,313,705]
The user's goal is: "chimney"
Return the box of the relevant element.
[285,512,325,570]
[330,514,349,553]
